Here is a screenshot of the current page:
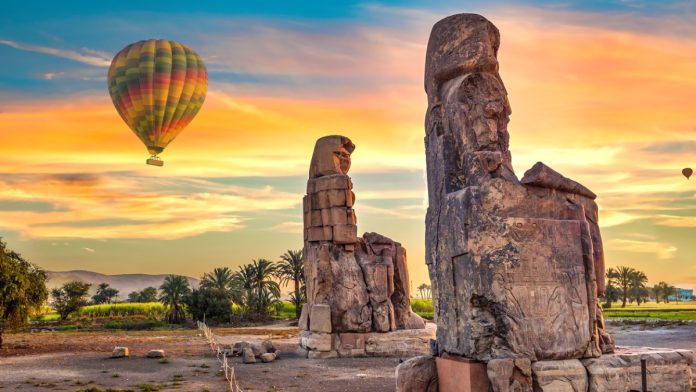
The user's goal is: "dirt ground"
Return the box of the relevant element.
[0,329,229,391]
[1,322,695,392]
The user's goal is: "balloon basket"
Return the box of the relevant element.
[146,157,164,167]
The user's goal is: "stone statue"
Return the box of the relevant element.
[423,14,614,362]
[300,135,432,359]
[398,14,693,392]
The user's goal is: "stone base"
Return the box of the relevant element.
[582,346,694,392]
[299,323,435,358]
[426,347,694,392]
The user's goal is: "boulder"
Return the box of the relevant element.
[261,340,275,353]
[146,349,165,358]
[232,341,250,356]
[250,342,267,356]
[111,347,129,358]
[260,352,276,363]
[242,347,256,364]
[395,356,438,392]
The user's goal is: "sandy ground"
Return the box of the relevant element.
[1,322,695,392]
[0,329,229,391]
[215,328,398,392]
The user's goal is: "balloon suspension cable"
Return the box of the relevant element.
[146,155,164,167]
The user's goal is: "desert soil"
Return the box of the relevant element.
[1,322,695,391]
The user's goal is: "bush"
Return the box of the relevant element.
[76,302,166,320]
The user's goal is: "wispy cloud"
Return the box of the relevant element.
[0,173,299,240]
[0,39,111,67]
[607,238,678,260]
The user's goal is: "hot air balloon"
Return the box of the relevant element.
[107,39,208,166]
[683,168,693,180]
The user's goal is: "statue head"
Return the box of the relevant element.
[425,14,515,185]
[309,135,356,178]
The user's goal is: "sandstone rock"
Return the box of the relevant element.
[232,341,250,356]
[146,349,165,358]
[365,323,436,357]
[111,347,129,358]
[250,342,267,356]
[260,352,276,363]
[582,347,694,392]
[521,162,596,199]
[423,13,612,362]
[301,135,426,358]
[300,330,332,352]
[242,347,256,364]
[261,340,274,353]
[395,356,438,392]
[487,358,532,392]
[531,359,587,392]
[298,304,309,331]
[309,304,332,333]
[307,350,339,359]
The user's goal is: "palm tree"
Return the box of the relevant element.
[629,270,648,305]
[233,264,256,315]
[276,250,304,319]
[614,266,635,308]
[201,267,242,304]
[159,275,191,324]
[251,259,280,318]
[417,284,428,299]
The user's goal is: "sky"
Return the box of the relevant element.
[0,0,694,293]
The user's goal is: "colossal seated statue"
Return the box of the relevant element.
[424,14,614,361]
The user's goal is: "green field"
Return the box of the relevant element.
[603,301,696,321]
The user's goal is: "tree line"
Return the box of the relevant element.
[48,250,306,325]
[603,266,682,308]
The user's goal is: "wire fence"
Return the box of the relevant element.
[197,320,244,392]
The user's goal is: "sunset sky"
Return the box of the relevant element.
[0,1,694,292]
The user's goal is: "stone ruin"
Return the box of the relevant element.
[298,135,435,359]
[396,13,694,392]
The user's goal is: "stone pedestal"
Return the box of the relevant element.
[423,347,694,392]
[299,323,435,358]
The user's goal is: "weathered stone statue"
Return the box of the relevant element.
[424,13,612,362]
[299,135,433,359]
[396,13,693,392]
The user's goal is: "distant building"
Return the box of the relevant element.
[667,288,694,301]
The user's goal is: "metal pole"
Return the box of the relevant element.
[641,358,647,392]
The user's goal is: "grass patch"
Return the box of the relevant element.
[103,319,167,330]
[137,384,162,391]
[604,301,696,320]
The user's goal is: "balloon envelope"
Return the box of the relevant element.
[683,168,693,179]
[107,39,208,161]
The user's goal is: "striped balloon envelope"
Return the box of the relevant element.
[107,39,208,166]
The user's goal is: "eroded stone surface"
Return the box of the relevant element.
[582,347,694,392]
[301,135,426,357]
[531,359,587,392]
[396,356,439,392]
[487,358,533,392]
[299,323,435,358]
[423,13,613,362]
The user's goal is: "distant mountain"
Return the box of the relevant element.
[46,270,200,298]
